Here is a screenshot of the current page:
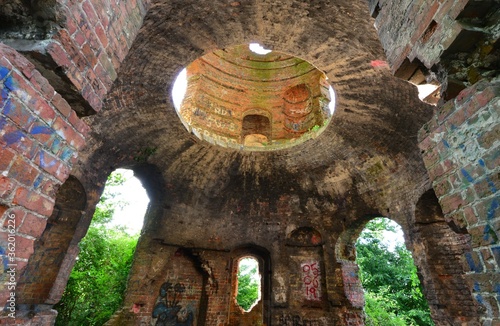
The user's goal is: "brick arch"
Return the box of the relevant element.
[16,175,86,315]
[228,245,271,326]
[410,189,480,325]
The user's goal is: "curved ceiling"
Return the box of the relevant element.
[77,0,433,218]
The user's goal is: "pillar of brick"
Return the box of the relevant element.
[418,79,500,323]
[0,43,89,324]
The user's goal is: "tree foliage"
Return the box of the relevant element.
[54,172,139,326]
[356,218,434,326]
[236,259,260,311]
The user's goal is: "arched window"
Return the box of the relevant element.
[235,256,261,312]
[229,246,270,325]
[242,114,271,146]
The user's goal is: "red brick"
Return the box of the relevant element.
[46,41,71,68]
[2,97,36,130]
[474,174,500,199]
[440,192,465,214]
[18,213,47,238]
[72,29,87,47]
[433,178,452,198]
[29,70,55,100]
[65,17,78,35]
[446,108,467,129]
[8,156,40,187]
[469,224,497,247]
[437,100,456,124]
[52,116,86,150]
[15,235,35,260]
[0,176,16,198]
[81,42,98,68]
[2,207,25,230]
[476,86,498,107]
[33,149,64,179]
[428,162,445,181]
[12,187,54,216]
[51,93,72,118]
[31,97,56,125]
[463,206,479,226]
[0,148,15,170]
[40,178,60,197]
[94,23,109,48]
[82,0,99,26]
[477,123,500,150]
[29,120,57,146]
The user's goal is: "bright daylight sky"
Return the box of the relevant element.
[109,169,149,234]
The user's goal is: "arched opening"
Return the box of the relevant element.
[355,217,433,325]
[229,246,271,326]
[242,114,271,147]
[170,43,336,151]
[17,175,86,312]
[235,256,261,312]
[53,169,149,325]
[412,189,480,325]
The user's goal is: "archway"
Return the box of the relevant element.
[411,189,480,325]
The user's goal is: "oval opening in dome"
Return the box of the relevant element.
[170,44,336,151]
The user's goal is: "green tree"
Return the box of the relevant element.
[54,172,140,326]
[236,259,260,311]
[356,218,434,326]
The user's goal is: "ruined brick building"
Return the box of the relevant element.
[0,0,499,325]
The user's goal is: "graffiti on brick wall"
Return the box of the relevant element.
[301,261,321,301]
[152,281,195,326]
[279,314,326,326]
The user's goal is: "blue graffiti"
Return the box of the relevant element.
[483,224,492,242]
[442,139,450,148]
[39,151,57,169]
[3,130,24,146]
[0,246,8,271]
[465,252,483,273]
[473,282,480,292]
[487,198,499,220]
[478,159,485,167]
[461,168,474,183]
[31,125,52,135]
[0,66,9,80]
[152,281,194,326]
[33,174,43,189]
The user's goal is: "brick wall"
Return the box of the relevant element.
[49,0,151,112]
[0,43,88,320]
[1,0,151,114]
[418,79,500,323]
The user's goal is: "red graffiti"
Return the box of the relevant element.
[302,262,320,300]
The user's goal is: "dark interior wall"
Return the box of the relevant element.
[0,0,498,325]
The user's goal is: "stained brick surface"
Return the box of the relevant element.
[0,0,499,325]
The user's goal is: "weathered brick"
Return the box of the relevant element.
[18,213,47,238]
[52,116,86,150]
[15,235,35,260]
[2,97,36,130]
[440,192,465,214]
[7,156,39,187]
[0,176,16,198]
[0,147,15,170]
[12,187,54,216]
[2,207,25,230]
[51,93,72,118]
[477,123,500,150]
